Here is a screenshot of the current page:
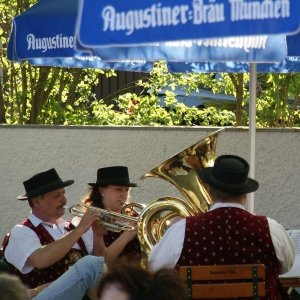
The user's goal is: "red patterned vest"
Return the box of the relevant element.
[104,231,141,261]
[176,207,282,300]
[5,219,88,288]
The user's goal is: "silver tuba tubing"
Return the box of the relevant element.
[69,203,139,233]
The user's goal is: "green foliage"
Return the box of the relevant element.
[256,74,300,127]
[105,63,236,126]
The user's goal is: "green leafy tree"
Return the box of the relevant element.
[109,62,238,126]
[256,73,300,127]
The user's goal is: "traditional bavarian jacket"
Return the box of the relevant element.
[4,218,88,289]
[176,207,283,300]
[104,231,141,261]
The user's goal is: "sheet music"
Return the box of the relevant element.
[280,230,300,278]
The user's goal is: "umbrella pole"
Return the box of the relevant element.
[247,63,257,213]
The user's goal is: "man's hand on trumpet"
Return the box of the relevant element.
[76,207,101,235]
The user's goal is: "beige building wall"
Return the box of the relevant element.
[0,125,299,238]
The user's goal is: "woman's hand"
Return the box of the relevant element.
[121,229,137,242]
[92,222,107,238]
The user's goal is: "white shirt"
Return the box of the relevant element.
[4,213,86,274]
[148,203,295,273]
[71,216,94,254]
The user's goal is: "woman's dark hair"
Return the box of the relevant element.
[97,259,187,300]
[81,185,106,209]
[97,260,151,300]
[147,268,187,300]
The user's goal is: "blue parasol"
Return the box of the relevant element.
[7,0,291,69]
[6,0,153,71]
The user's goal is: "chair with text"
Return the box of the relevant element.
[179,264,266,299]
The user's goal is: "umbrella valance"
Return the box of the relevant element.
[27,57,154,72]
[76,35,287,62]
[168,57,300,73]
[167,31,300,73]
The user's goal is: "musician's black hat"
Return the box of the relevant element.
[198,155,259,195]
[17,168,74,200]
[88,166,137,187]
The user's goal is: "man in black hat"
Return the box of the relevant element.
[3,168,106,299]
[148,155,295,300]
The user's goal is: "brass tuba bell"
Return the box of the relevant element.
[138,128,224,259]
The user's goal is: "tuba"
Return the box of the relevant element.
[138,128,224,259]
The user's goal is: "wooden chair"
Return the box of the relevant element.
[179,264,266,299]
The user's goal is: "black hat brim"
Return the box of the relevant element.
[17,180,74,200]
[199,168,259,195]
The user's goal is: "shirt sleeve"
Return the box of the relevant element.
[4,225,42,274]
[71,216,93,254]
[148,219,186,272]
[267,217,295,274]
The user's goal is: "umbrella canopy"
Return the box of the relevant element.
[7,0,154,71]
[7,0,289,69]
[7,0,79,60]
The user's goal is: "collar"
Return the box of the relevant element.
[29,212,66,228]
[209,202,245,211]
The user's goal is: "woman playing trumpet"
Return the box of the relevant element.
[72,166,141,267]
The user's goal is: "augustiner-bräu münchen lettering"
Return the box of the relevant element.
[101,1,225,36]
[101,0,291,36]
[229,0,290,21]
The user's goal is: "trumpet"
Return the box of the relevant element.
[69,203,139,233]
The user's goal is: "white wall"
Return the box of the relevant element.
[0,125,299,238]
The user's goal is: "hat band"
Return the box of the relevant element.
[208,172,248,190]
[97,176,131,182]
[27,179,65,197]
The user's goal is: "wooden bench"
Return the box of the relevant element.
[179,264,266,299]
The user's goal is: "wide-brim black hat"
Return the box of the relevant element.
[198,155,259,195]
[17,168,74,200]
[88,166,137,187]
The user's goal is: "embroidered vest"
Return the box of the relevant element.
[6,219,88,289]
[176,207,282,300]
[104,231,141,261]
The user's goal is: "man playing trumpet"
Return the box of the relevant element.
[3,168,105,299]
